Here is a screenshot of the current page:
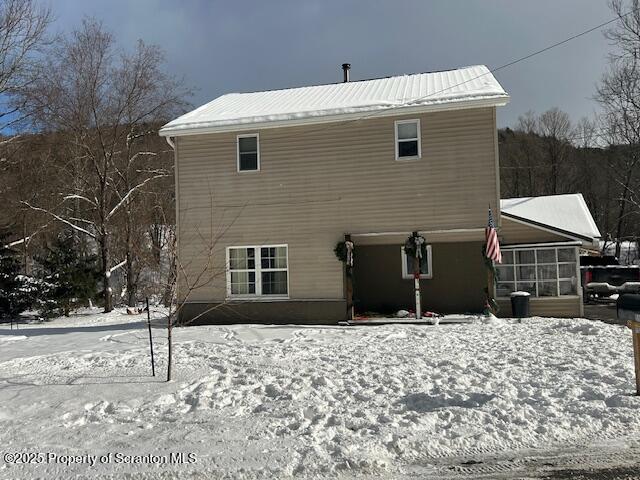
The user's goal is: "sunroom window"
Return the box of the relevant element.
[496,247,578,298]
[227,245,288,297]
[395,119,421,160]
[237,134,259,171]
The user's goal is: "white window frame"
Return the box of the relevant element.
[401,245,433,279]
[226,244,289,299]
[237,133,260,172]
[394,119,421,161]
[496,245,580,299]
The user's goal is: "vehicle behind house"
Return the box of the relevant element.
[581,263,640,302]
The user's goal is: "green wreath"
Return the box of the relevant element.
[404,231,427,259]
[334,241,353,263]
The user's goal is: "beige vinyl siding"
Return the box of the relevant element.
[176,107,498,302]
[499,216,572,245]
[498,296,583,318]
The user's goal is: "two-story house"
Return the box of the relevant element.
[159,64,600,324]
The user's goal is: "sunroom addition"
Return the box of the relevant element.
[496,243,580,299]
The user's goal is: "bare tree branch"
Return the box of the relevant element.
[105,173,168,221]
[108,259,127,275]
[20,201,96,238]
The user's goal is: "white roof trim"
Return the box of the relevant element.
[160,96,508,136]
[501,240,582,249]
[350,228,485,237]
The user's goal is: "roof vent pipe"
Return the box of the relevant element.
[342,63,351,82]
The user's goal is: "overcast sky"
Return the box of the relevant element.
[47,0,614,127]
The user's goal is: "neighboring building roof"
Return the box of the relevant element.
[160,65,509,136]
[500,193,601,243]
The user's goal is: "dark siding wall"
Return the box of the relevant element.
[353,242,486,314]
[179,300,347,325]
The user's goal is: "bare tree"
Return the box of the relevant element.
[538,108,572,195]
[0,132,65,270]
[515,111,541,196]
[596,0,640,256]
[0,0,51,130]
[154,200,237,381]
[18,19,190,312]
[572,117,598,207]
[498,128,522,198]
[574,117,598,149]
[110,131,175,307]
[499,111,546,198]
[0,0,53,248]
[605,0,640,60]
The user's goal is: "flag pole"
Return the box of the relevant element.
[485,204,500,315]
[487,261,496,308]
[411,232,424,320]
[414,256,421,320]
[488,203,496,303]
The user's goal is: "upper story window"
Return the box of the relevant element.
[237,134,260,172]
[395,119,421,161]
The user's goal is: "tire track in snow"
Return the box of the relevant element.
[420,438,640,478]
[430,447,640,479]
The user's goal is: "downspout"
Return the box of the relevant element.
[166,135,179,310]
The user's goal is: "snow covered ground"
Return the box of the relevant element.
[0,310,639,479]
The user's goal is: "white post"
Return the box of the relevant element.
[414,274,421,320]
[410,233,425,320]
[413,252,421,320]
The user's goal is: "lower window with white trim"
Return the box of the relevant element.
[496,246,578,298]
[227,245,288,297]
[401,245,432,279]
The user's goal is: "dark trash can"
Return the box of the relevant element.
[510,291,531,318]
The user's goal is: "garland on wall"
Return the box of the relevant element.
[482,244,499,279]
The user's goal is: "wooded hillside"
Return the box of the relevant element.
[499,116,640,247]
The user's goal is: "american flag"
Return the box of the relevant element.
[485,208,502,263]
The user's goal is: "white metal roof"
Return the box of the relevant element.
[160,65,509,136]
[500,194,601,242]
